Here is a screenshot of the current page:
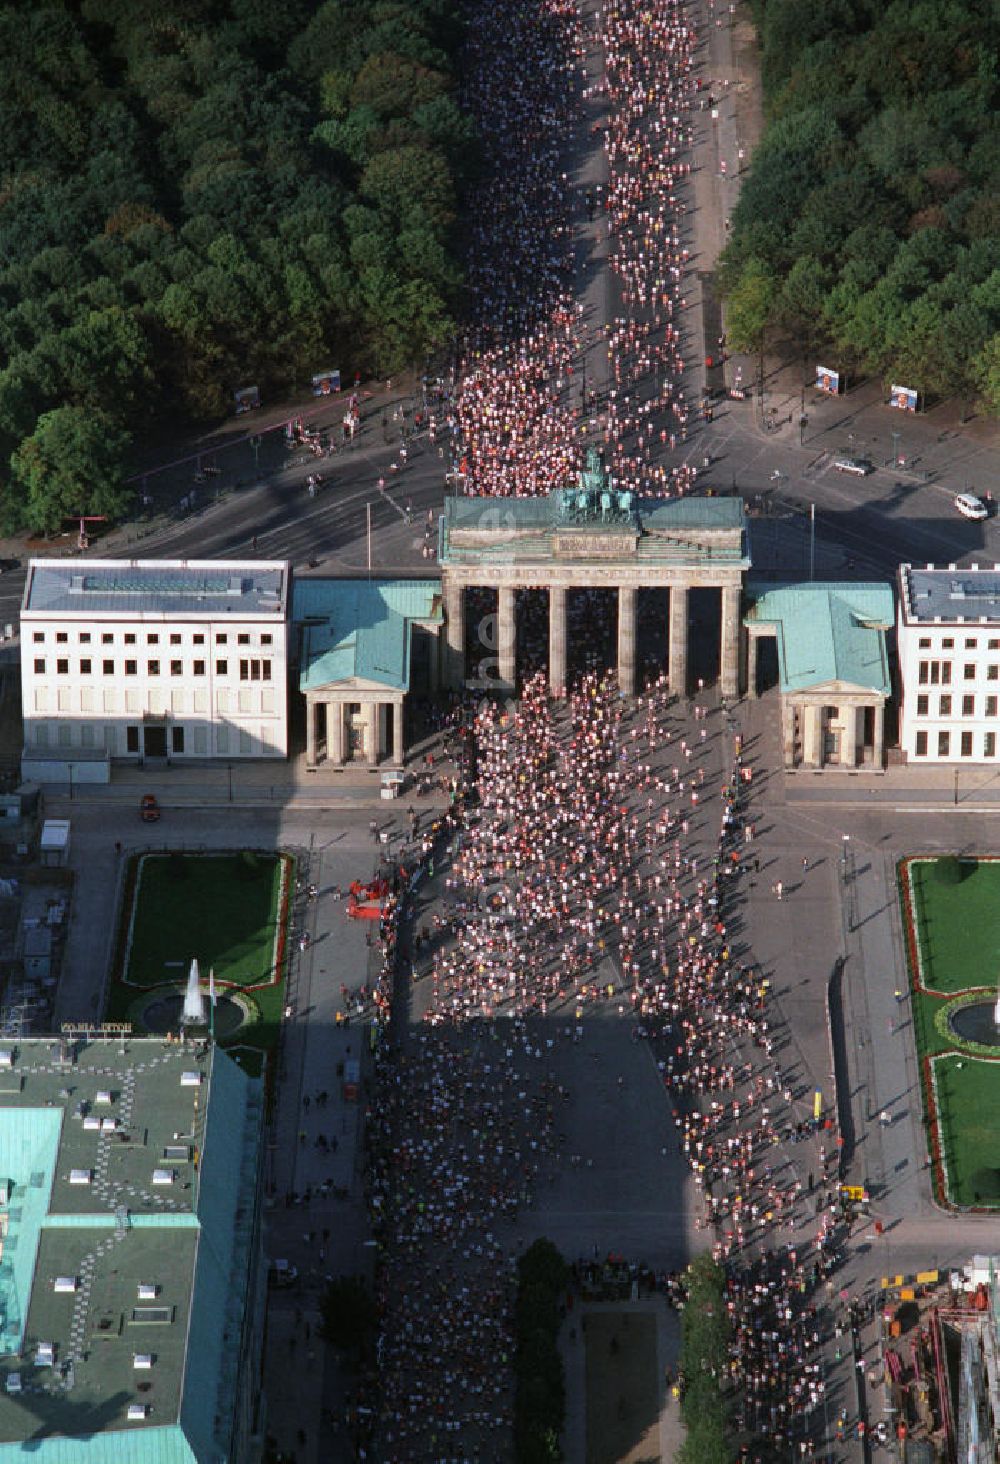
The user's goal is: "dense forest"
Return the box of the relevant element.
[0,0,473,531]
[721,0,1000,413]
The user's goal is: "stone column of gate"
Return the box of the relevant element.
[549,584,567,696]
[617,584,637,697]
[668,583,688,696]
[720,582,741,699]
[873,702,885,769]
[392,697,404,766]
[498,585,516,692]
[306,696,318,768]
[443,576,466,690]
[326,701,344,765]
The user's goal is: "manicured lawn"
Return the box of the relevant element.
[907,857,1000,993]
[900,855,1000,1209]
[106,852,293,1072]
[931,1055,1000,1208]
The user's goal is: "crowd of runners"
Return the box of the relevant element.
[451,0,701,498]
[338,0,858,1457]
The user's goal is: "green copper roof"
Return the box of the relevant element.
[293,578,443,693]
[0,1426,197,1462]
[745,582,894,695]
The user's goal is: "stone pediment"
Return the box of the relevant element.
[792,678,883,700]
[307,675,396,696]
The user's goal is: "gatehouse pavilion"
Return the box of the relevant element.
[438,454,751,699]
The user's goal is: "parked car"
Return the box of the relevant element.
[955,492,989,521]
[139,793,160,822]
[833,457,874,476]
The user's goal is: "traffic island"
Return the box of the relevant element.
[898,855,1000,1208]
[105,850,294,1077]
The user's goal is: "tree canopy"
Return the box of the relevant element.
[722,0,1000,409]
[0,0,471,531]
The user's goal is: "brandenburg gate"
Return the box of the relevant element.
[439,453,750,698]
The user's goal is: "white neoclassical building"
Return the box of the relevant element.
[898,563,1000,763]
[20,559,289,778]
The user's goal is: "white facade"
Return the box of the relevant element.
[20,559,289,763]
[898,563,1000,763]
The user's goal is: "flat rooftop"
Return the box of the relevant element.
[0,1037,263,1458]
[23,560,289,619]
[900,565,1000,625]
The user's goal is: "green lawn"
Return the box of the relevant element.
[901,855,1000,1209]
[106,852,292,1072]
[908,858,1000,992]
[931,1055,1000,1207]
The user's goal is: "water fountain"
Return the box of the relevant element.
[180,959,206,1029]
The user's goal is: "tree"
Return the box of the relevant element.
[10,405,132,534]
[724,257,777,355]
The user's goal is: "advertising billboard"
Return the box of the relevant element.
[312,369,341,396]
[815,366,841,395]
[890,384,918,412]
[234,384,261,415]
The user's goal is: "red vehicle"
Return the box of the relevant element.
[346,876,389,920]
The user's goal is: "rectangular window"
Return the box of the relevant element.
[171,689,184,714]
[103,659,114,675]
[261,688,275,713]
[56,658,69,675]
[238,687,253,713]
[938,730,950,757]
[124,632,136,645]
[192,725,207,754]
[237,633,250,645]
[262,659,271,681]
[965,637,978,648]
[261,633,272,646]
[34,658,45,674]
[917,636,931,648]
[80,658,91,675]
[80,687,94,712]
[125,689,140,712]
[125,660,137,676]
[193,689,207,713]
[79,632,91,644]
[193,660,205,676]
[216,726,230,754]
[103,725,116,752]
[56,631,68,643]
[57,723,71,747]
[940,695,952,715]
[942,637,954,649]
[918,661,929,685]
[989,665,999,681]
[148,660,160,676]
[961,730,973,757]
[34,688,48,712]
[126,726,140,753]
[916,695,928,716]
[986,732,997,758]
[991,639,1000,650]
[238,729,252,754]
[215,633,227,645]
[963,695,975,716]
[216,659,228,676]
[240,659,249,682]
[171,726,185,754]
[102,632,113,644]
[33,631,44,643]
[57,688,70,711]
[103,689,117,713]
[80,723,94,747]
[146,633,159,645]
[170,660,183,676]
[170,633,182,645]
[34,723,49,748]
[942,662,952,685]
[964,663,976,680]
[989,696,999,717]
[193,633,205,645]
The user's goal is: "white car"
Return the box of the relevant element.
[833,457,873,476]
[955,492,988,521]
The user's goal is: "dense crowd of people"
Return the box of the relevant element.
[451,0,701,498]
[341,0,853,1457]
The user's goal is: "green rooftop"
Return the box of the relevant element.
[744,582,894,694]
[0,1039,264,1462]
[293,577,443,693]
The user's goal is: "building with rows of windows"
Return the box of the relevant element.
[20,560,289,776]
[898,563,1000,763]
